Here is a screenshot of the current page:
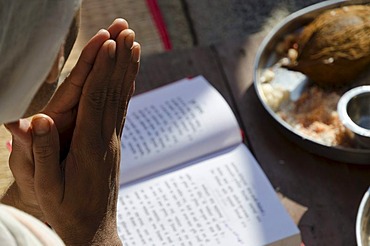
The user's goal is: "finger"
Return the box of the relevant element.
[5,119,32,147]
[5,119,34,180]
[102,30,135,137]
[107,18,129,39]
[75,39,116,142]
[113,29,135,78]
[117,42,141,137]
[31,114,63,205]
[44,29,111,117]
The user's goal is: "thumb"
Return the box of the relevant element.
[31,114,63,204]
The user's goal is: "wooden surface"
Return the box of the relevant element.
[134,33,370,246]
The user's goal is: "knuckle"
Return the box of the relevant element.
[118,60,130,71]
[106,89,122,106]
[33,145,54,160]
[83,90,107,110]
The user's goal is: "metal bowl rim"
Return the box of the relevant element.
[338,86,370,137]
[356,187,370,246]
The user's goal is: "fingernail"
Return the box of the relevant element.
[96,29,109,38]
[32,117,50,135]
[132,43,141,63]
[115,18,128,26]
[108,40,116,59]
[97,29,107,35]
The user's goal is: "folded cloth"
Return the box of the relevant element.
[0,204,64,246]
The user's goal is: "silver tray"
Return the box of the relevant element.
[253,0,370,164]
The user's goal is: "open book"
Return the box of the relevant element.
[117,76,301,245]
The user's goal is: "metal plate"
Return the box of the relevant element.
[253,0,370,164]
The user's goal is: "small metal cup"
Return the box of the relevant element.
[338,86,370,148]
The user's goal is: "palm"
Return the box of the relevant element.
[43,19,130,159]
[32,21,140,244]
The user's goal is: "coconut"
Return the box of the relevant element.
[285,5,370,87]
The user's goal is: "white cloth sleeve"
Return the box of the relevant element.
[0,204,65,246]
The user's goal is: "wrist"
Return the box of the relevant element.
[1,182,17,206]
[90,233,122,246]
[1,182,44,221]
[58,217,122,246]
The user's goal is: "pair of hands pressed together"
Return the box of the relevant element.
[2,19,140,245]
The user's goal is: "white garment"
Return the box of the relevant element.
[0,205,64,246]
[0,0,81,123]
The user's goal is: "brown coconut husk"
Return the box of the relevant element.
[285,5,370,87]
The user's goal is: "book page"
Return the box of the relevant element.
[117,144,300,245]
[120,76,242,184]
